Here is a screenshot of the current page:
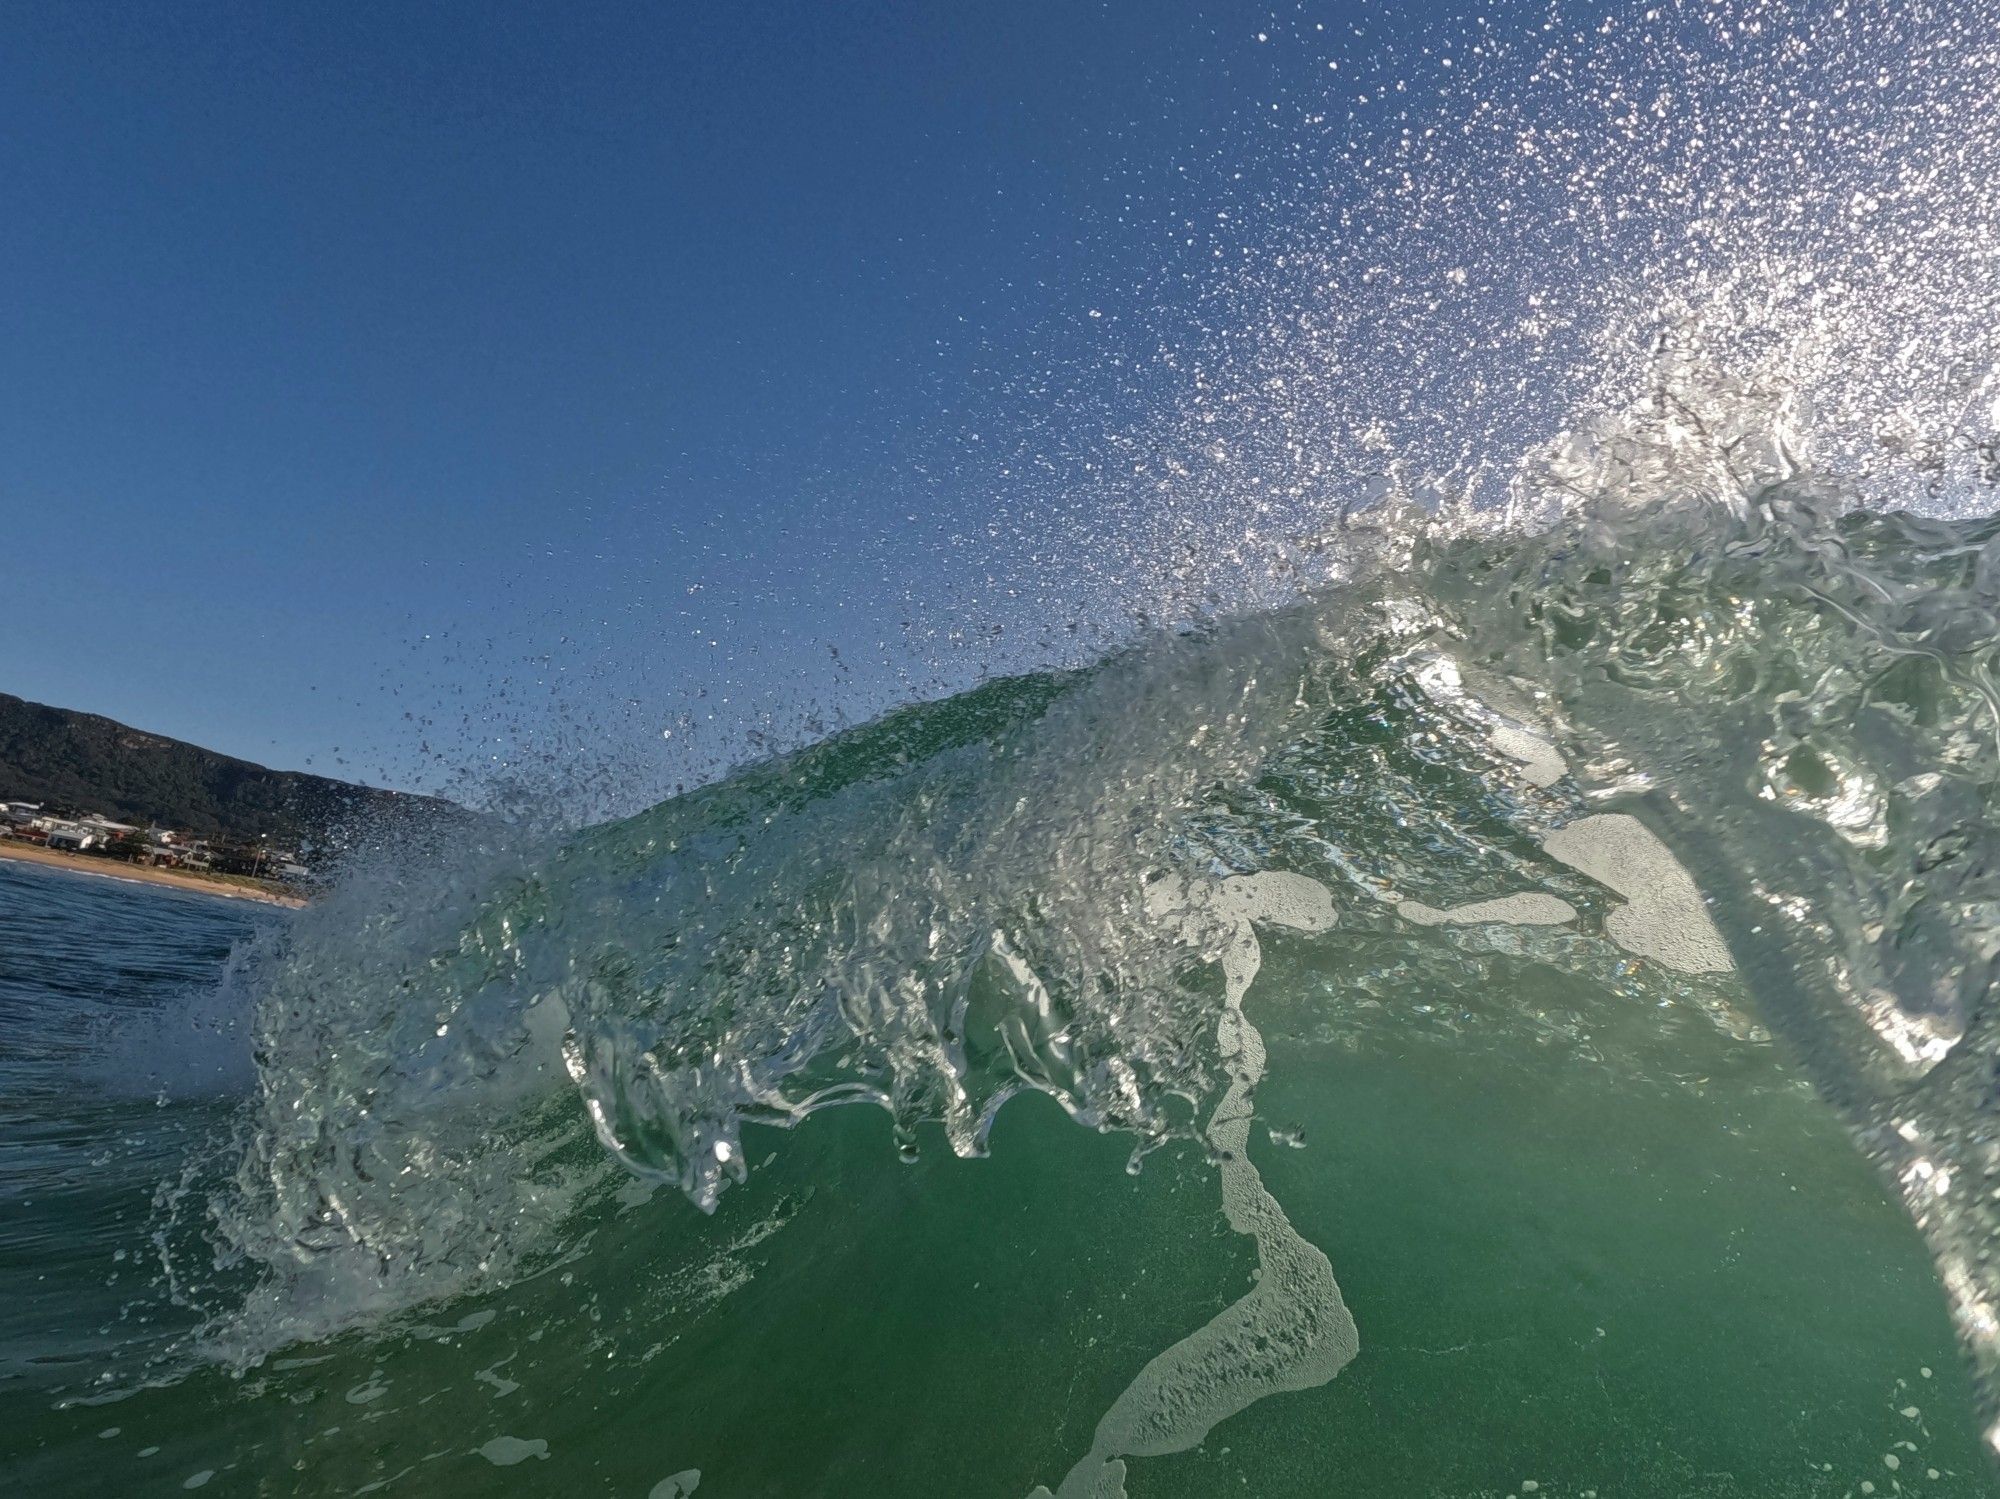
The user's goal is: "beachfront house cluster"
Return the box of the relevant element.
[0,800,310,882]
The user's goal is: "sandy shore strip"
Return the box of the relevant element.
[0,838,306,907]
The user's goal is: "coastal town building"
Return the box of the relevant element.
[0,795,308,886]
[41,819,103,852]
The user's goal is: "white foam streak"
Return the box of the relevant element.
[1038,873,1355,1499]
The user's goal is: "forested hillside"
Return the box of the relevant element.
[0,692,456,844]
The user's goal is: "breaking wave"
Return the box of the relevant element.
[177,388,2000,1464]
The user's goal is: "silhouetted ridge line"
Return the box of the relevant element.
[0,691,459,845]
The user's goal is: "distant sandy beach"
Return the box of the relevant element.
[0,838,306,907]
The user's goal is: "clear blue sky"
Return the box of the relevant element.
[0,0,1599,799]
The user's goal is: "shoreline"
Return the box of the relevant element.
[0,838,307,907]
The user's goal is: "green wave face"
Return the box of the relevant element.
[50,440,1988,1496]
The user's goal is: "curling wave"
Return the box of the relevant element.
[168,359,2000,1475]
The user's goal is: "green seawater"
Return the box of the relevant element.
[4,917,1985,1495]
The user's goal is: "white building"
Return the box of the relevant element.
[77,817,140,845]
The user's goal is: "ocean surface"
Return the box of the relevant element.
[5,485,2000,1496]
